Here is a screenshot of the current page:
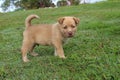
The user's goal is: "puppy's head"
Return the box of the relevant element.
[58,17,80,38]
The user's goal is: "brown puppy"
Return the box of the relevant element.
[21,14,79,62]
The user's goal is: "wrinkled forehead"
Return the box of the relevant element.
[63,17,76,26]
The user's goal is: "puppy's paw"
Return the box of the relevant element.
[22,56,30,62]
[31,52,39,57]
[59,56,66,59]
[23,58,30,62]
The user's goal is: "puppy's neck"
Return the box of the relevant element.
[53,23,67,41]
[57,23,68,44]
[56,23,67,39]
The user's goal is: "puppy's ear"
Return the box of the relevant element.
[73,17,80,25]
[58,17,65,24]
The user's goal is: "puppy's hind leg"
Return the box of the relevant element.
[21,41,33,62]
[30,44,39,57]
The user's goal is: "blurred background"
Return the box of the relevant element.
[0,0,107,13]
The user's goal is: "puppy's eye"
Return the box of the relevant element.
[63,26,67,29]
[71,25,75,28]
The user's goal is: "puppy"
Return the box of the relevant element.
[21,14,79,62]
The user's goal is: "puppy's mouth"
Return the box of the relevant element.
[68,35,73,38]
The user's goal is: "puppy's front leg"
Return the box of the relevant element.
[54,49,57,56]
[54,42,66,59]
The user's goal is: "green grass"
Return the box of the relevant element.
[0,1,120,80]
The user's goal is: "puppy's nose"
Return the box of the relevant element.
[68,32,73,35]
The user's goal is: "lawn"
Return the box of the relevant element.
[0,1,120,80]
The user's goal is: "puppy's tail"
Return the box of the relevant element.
[25,14,39,28]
